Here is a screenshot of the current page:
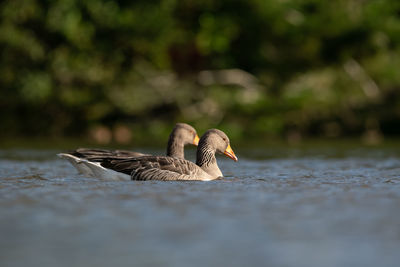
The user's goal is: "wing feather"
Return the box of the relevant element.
[72,148,148,161]
[100,156,204,181]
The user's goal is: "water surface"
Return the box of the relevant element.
[1,147,400,267]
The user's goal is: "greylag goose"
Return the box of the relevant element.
[58,123,199,176]
[78,129,238,181]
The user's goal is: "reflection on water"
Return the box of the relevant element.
[0,148,400,267]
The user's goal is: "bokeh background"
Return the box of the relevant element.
[1,0,400,146]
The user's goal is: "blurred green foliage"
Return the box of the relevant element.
[1,0,399,144]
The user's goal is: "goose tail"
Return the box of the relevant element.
[58,153,130,181]
[57,153,95,176]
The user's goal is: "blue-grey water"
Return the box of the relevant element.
[1,147,400,267]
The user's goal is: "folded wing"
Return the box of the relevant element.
[72,148,148,161]
[100,156,204,181]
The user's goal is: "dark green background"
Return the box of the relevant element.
[1,0,399,145]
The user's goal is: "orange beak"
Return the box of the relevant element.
[193,134,200,146]
[224,144,238,162]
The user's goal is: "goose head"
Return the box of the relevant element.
[172,123,200,146]
[199,129,238,161]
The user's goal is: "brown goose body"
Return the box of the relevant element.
[101,156,215,181]
[97,129,238,181]
[58,123,199,176]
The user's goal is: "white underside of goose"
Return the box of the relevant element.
[57,153,131,181]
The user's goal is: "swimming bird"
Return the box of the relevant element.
[76,129,238,181]
[58,123,199,176]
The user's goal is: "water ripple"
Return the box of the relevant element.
[0,149,400,267]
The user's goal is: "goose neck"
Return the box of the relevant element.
[167,137,184,159]
[196,143,216,167]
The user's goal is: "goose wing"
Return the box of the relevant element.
[100,156,204,181]
[72,148,148,161]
